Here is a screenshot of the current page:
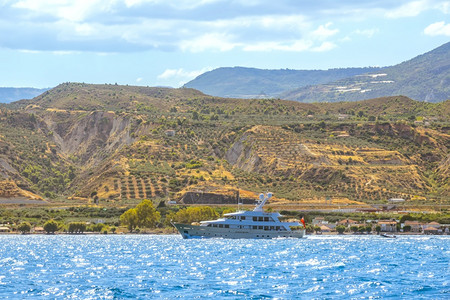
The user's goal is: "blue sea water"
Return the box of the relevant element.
[0,235,448,299]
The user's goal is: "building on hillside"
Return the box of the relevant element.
[426,222,441,229]
[0,225,11,233]
[404,221,422,232]
[423,227,439,235]
[312,217,326,225]
[338,219,358,227]
[388,198,405,203]
[378,220,397,232]
[33,226,45,233]
[165,130,176,136]
[320,225,332,233]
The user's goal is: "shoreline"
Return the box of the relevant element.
[1,231,446,236]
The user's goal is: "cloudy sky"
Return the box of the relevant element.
[1,0,449,88]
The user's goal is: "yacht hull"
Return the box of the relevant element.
[173,223,305,239]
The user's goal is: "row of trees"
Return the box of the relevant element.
[16,220,116,234]
[13,200,222,234]
[119,200,221,232]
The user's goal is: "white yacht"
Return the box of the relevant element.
[173,192,306,239]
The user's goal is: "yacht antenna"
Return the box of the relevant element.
[254,192,272,212]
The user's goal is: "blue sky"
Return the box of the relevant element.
[0,0,449,88]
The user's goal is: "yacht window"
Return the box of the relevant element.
[252,226,257,230]
[240,216,246,220]
[253,217,257,221]
[264,217,269,222]
[258,226,263,230]
[276,226,280,231]
[225,225,229,228]
[258,217,263,221]
[219,224,223,228]
[264,226,268,230]
[270,226,274,230]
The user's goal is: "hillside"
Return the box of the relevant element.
[184,42,449,103]
[0,83,448,205]
[183,67,379,98]
[283,42,450,103]
[0,87,49,103]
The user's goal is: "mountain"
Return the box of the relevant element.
[184,42,450,103]
[0,83,448,205]
[0,87,49,103]
[183,66,380,99]
[283,42,450,103]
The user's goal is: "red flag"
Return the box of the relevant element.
[301,217,306,228]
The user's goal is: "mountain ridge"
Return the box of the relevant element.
[184,66,380,99]
[185,42,450,103]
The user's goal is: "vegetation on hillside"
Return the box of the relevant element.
[282,42,450,103]
[0,83,448,206]
[184,66,380,98]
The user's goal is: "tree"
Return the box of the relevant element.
[163,211,176,228]
[43,219,59,234]
[135,200,161,228]
[174,206,218,224]
[68,222,86,233]
[375,225,381,234]
[403,225,411,232]
[91,223,106,232]
[314,225,321,233]
[18,222,31,234]
[336,225,346,234]
[350,225,359,233]
[120,208,138,232]
[365,225,372,234]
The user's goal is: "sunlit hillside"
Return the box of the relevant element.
[0,83,448,205]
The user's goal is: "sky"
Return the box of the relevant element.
[0,0,449,88]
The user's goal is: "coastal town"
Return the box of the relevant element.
[0,215,448,235]
[311,217,450,235]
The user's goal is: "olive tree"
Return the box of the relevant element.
[336,225,346,234]
[43,219,59,234]
[18,222,31,234]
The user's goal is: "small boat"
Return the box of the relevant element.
[173,192,306,239]
[380,233,396,238]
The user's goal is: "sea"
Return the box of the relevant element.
[0,235,448,299]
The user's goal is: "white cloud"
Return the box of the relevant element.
[311,41,337,52]
[424,21,450,36]
[136,77,143,82]
[124,0,222,10]
[243,40,313,52]
[385,0,431,18]
[3,0,447,55]
[12,0,109,22]
[354,28,379,38]
[311,22,339,40]
[157,67,212,86]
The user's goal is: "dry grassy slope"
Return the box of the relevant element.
[1,83,448,203]
[0,180,43,200]
[27,83,205,111]
[225,125,448,201]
